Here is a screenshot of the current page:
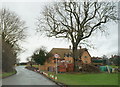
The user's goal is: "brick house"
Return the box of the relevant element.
[39,47,92,71]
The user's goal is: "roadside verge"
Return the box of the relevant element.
[2,69,17,79]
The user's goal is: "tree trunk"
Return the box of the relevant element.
[72,44,78,72]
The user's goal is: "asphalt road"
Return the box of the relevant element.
[2,66,58,86]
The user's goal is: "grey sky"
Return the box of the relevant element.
[1,1,118,62]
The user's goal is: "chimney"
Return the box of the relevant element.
[69,45,71,50]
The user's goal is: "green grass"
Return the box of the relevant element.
[56,73,119,85]
[29,65,119,85]
[108,65,118,68]
[29,65,39,68]
[0,73,2,78]
[41,71,119,85]
[1,71,16,78]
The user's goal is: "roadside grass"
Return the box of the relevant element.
[47,71,56,75]
[32,65,39,68]
[44,71,119,85]
[0,73,2,78]
[108,65,118,68]
[31,65,119,85]
[1,71,16,78]
[56,73,118,85]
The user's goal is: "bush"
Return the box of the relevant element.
[80,64,100,73]
[2,40,16,72]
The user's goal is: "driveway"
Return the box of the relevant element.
[2,66,58,86]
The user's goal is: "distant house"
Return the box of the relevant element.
[39,47,92,71]
[91,57,103,66]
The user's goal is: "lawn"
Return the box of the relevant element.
[108,65,118,68]
[1,71,16,78]
[56,73,119,85]
[32,65,39,68]
[31,65,119,85]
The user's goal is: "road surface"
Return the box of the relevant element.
[2,66,58,86]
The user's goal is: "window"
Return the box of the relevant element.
[84,56,87,58]
[84,61,87,63]
[64,53,72,57]
[64,53,68,57]
[68,53,72,57]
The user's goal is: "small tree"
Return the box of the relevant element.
[32,47,49,65]
[114,56,120,66]
[102,55,109,65]
[37,1,118,71]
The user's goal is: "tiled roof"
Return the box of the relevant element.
[49,48,88,58]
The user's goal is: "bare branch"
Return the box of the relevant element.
[0,8,27,51]
[37,1,117,50]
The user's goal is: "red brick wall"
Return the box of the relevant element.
[81,51,91,64]
[39,63,56,71]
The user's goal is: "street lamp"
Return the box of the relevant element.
[54,53,59,74]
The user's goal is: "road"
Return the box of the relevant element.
[2,66,58,86]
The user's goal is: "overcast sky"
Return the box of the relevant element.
[1,0,118,62]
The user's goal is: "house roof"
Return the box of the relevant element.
[92,57,103,60]
[49,48,89,58]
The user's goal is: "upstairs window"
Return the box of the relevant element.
[64,53,72,57]
[68,53,72,57]
[84,56,87,58]
[64,53,68,57]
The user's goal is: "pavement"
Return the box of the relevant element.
[2,66,58,86]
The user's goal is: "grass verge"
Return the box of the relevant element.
[29,65,119,85]
[1,70,16,79]
[32,65,39,68]
[56,73,119,85]
[108,65,118,68]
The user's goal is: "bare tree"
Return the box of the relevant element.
[0,8,27,72]
[37,1,118,71]
[0,8,26,48]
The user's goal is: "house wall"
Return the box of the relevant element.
[39,57,74,71]
[64,57,74,63]
[81,51,91,64]
[39,63,56,71]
